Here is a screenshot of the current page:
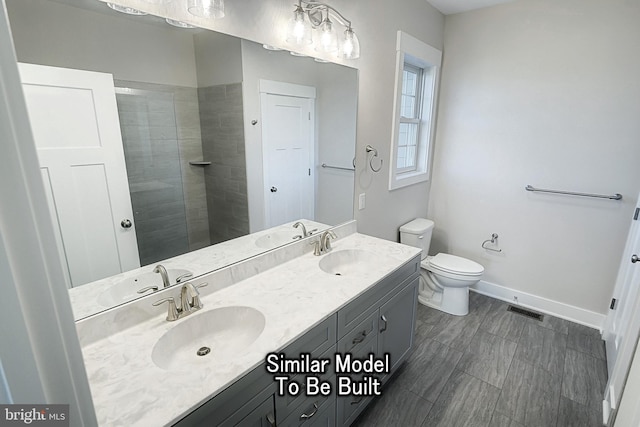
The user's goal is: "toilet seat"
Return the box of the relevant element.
[424,253,484,277]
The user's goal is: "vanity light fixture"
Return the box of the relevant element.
[165,18,196,28]
[106,3,148,15]
[285,1,360,59]
[188,0,225,19]
[262,44,284,51]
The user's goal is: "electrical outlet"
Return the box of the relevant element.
[358,193,366,210]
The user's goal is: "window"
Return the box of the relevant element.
[389,32,442,190]
[397,63,423,173]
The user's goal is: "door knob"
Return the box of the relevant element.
[270,186,278,193]
[632,254,639,264]
[120,219,132,229]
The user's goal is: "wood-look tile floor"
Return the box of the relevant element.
[353,292,607,427]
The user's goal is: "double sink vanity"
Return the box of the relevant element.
[74,220,421,426]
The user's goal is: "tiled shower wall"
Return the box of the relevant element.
[115,80,210,265]
[198,83,249,244]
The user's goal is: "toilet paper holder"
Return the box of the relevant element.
[482,233,502,252]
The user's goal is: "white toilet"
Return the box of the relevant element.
[400,218,484,316]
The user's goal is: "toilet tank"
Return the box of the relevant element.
[399,218,435,261]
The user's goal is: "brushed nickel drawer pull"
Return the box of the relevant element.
[352,330,368,344]
[300,402,319,419]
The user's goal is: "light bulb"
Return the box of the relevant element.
[188,0,225,19]
[106,3,147,15]
[316,16,337,53]
[340,27,360,59]
[166,18,196,28]
[286,6,313,45]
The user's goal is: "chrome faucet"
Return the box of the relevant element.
[153,264,171,288]
[293,221,309,238]
[153,282,208,321]
[312,230,338,256]
[293,221,318,239]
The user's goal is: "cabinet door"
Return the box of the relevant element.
[229,395,276,427]
[335,332,377,427]
[377,277,419,379]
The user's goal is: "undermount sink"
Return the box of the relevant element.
[97,268,192,307]
[318,249,379,276]
[254,230,301,249]
[151,306,266,371]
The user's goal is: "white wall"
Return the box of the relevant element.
[429,0,640,316]
[6,0,198,87]
[110,0,445,240]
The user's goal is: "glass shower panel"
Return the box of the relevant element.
[115,86,189,266]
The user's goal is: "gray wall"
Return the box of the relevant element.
[6,0,198,87]
[198,83,249,244]
[115,80,211,264]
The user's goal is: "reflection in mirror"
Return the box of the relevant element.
[6,0,357,319]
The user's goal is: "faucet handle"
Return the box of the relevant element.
[191,283,208,309]
[176,273,193,283]
[137,285,159,294]
[153,297,179,321]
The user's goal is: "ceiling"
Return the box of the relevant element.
[426,0,517,15]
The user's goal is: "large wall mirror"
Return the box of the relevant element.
[6,0,357,320]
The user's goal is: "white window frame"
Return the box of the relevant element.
[389,31,442,191]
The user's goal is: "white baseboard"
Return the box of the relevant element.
[471,280,606,331]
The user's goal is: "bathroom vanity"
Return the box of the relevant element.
[76,222,421,426]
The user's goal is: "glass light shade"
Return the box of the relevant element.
[165,18,196,28]
[315,17,338,53]
[340,27,360,59]
[286,7,313,45]
[188,0,225,19]
[106,3,147,15]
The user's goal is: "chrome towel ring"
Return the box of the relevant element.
[366,145,382,173]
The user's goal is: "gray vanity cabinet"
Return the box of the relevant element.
[173,362,276,427]
[335,255,420,426]
[377,276,419,380]
[173,255,420,427]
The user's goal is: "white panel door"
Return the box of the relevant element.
[19,63,139,288]
[261,93,314,227]
[602,194,640,423]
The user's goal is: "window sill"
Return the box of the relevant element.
[389,170,429,191]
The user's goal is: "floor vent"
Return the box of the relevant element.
[507,305,544,321]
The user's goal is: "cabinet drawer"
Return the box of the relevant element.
[337,256,419,339]
[282,314,337,359]
[279,390,334,427]
[275,344,336,419]
[337,310,378,354]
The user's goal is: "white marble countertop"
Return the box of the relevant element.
[80,232,421,426]
[69,219,329,320]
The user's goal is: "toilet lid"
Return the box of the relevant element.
[429,253,484,275]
